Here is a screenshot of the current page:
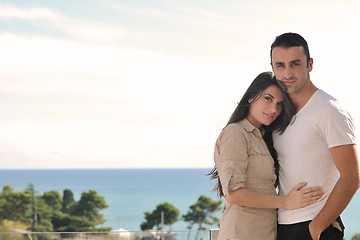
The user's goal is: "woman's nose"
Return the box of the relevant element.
[270,103,281,113]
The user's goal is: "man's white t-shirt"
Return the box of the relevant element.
[273,89,356,224]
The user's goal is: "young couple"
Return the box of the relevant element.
[209,33,359,240]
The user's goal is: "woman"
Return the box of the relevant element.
[208,72,323,240]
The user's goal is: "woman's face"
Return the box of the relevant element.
[247,85,285,128]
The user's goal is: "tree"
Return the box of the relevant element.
[62,189,74,213]
[52,212,93,232]
[69,190,109,228]
[141,202,179,230]
[352,233,360,240]
[0,185,111,232]
[27,184,55,232]
[1,184,13,195]
[43,190,62,211]
[0,184,53,231]
[182,195,222,240]
[26,184,39,230]
[0,184,31,223]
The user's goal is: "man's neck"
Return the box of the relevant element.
[291,81,318,113]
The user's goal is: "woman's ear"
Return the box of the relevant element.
[248,98,253,104]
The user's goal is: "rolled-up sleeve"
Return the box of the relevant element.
[216,126,249,195]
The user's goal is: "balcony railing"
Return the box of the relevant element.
[0,228,359,240]
[0,230,209,240]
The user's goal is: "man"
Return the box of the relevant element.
[270,32,359,240]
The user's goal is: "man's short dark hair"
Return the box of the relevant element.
[270,32,311,66]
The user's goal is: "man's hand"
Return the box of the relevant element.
[309,221,321,240]
[309,144,359,240]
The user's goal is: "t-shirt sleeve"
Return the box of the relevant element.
[321,100,356,148]
[216,126,249,195]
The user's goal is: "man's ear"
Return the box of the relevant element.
[308,58,313,72]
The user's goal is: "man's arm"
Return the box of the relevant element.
[309,144,360,240]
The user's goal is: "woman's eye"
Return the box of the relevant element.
[265,97,272,101]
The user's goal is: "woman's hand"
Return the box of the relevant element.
[284,182,324,210]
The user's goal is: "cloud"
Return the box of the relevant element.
[1,49,235,168]
[0,31,240,168]
[0,5,125,44]
[1,1,360,60]
[0,3,263,59]
[0,5,58,19]
[0,0,359,169]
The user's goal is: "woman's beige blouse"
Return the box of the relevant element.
[214,119,277,240]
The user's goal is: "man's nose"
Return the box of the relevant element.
[283,67,293,79]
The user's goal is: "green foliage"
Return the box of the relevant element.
[183,195,222,229]
[182,195,222,240]
[43,190,62,211]
[26,183,53,231]
[0,184,31,222]
[62,189,74,213]
[141,202,179,230]
[0,184,110,233]
[69,190,108,226]
[53,214,93,232]
[352,233,360,240]
[0,219,30,231]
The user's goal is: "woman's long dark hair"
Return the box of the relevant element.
[208,72,296,197]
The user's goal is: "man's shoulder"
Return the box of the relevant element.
[313,89,343,112]
[315,89,336,103]
[313,90,355,136]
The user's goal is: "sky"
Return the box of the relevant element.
[0,0,360,169]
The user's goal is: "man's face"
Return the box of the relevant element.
[271,46,313,95]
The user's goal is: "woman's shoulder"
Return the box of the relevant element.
[218,122,249,142]
[216,123,249,151]
[226,120,255,132]
[226,122,244,129]
[224,122,247,133]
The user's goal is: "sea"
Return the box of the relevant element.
[0,169,359,240]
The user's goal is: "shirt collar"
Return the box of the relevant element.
[238,119,264,137]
